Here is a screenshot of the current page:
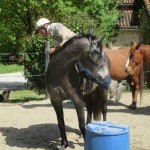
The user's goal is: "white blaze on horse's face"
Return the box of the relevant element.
[125,53,130,69]
[125,53,133,74]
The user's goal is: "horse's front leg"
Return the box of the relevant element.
[131,83,139,109]
[51,100,68,150]
[72,95,86,138]
[82,94,93,124]
[127,78,139,109]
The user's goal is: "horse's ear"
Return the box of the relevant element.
[130,42,137,52]
[135,41,142,50]
[97,35,105,48]
[131,41,136,48]
[100,35,105,42]
[88,28,94,36]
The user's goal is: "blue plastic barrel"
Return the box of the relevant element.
[85,121,129,150]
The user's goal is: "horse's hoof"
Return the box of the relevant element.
[128,104,137,110]
[58,145,66,150]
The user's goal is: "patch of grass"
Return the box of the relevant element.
[9,90,46,103]
[0,63,23,74]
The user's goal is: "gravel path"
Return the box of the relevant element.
[0,72,27,90]
[0,92,150,150]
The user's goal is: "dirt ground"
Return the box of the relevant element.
[0,91,150,150]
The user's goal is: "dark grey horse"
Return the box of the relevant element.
[46,34,111,150]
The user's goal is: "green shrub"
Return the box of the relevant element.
[24,35,46,94]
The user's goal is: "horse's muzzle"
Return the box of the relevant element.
[125,66,133,75]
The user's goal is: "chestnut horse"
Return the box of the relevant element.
[125,42,150,107]
[103,46,143,109]
[104,47,130,80]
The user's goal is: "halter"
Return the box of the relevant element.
[82,35,111,89]
[76,61,111,89]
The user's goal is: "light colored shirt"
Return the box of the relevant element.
[47,23,77,47]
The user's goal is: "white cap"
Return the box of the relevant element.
[35,18,50,31]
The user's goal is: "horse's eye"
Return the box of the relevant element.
[130,54,134,58]
[133,59,138,65]
[92,40,97,45]
[100,54,104,59]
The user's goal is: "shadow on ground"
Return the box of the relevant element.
[20,101,75,109]
[107,100,150,116]
[0,123,83,150]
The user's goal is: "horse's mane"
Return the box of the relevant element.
[50,34,91,59]
[60,34,98,50]
[51,33,100,61]
[141,44,150,51]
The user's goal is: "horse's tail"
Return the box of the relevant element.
[92,87,102,121]
[139,65,144,105]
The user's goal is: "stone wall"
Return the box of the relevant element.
[113,30,140,47]
[139,11,150,85]
[139,11,150,44]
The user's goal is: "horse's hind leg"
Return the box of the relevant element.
[83,94,93,124]
[127,78,138,109]
[101,88,108,121]
[51,100,68,150]
[92,87,108,121]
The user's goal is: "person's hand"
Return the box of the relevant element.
[59,43,64,47]
[49,48,55,54]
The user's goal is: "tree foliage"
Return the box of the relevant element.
[0,0,120,93]
[23,35,46,94]
[0,0,51,52]
[0,0,119,52]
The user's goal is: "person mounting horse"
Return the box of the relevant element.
[36,18,111,149]
[35,18,77,54]
[36,18,111,92]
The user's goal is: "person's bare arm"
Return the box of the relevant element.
[49,48,56,54]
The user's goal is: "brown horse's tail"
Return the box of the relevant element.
[139,65,144,105]
[92,87,102,121]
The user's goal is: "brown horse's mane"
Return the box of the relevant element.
[132,42,150,54]
[138,44,150,104]
[141,44,150,56]
[141,44,150,50]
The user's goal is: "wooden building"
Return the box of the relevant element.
[114,0,150,46]
[139,0,150,44]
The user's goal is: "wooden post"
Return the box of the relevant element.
[44,41,50,72]
[107,42,113,49]
[44,41,50,98]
